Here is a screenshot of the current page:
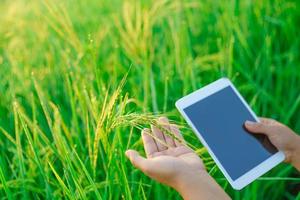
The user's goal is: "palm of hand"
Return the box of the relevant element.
[126,117,205,187]
[148,146,205,184]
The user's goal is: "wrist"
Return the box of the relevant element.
[291,134,300,171]
[174,170,230,200]
[174,170,208,192]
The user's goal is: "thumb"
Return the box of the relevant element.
[244,120,274,136]
[125,150,149,172]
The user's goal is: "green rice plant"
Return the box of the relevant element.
[0,0,299,199]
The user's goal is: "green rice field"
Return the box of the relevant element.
[0,0,300,199]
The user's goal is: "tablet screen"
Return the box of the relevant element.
[183,86,277,180]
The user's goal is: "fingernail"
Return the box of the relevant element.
[150,124,157,130]
[245,120,256,126]
[143,128,150,132]
[158,116,168,122]
[125,150,130,157]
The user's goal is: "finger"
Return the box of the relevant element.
[258,117,278,125]
[151,124,167,151]
[142,128,158,157]
[158,117,175,148]
[244,120,275,136]
[170,124,185,147]
[125,150,151,173]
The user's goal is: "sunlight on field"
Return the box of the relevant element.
[0,0,299,199]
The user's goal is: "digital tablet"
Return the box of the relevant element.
[175,78,285,190]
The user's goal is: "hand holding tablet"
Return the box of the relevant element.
[176,78,285,190]
[126,77,300,198]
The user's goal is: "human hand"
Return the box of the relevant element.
[126,117,230,200]
[245,117,300,171]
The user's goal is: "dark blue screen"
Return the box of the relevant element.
[183,86,277,180]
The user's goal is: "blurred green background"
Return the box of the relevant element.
[0,0,299,199]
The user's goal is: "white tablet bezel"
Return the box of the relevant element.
[175,77,285,190]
